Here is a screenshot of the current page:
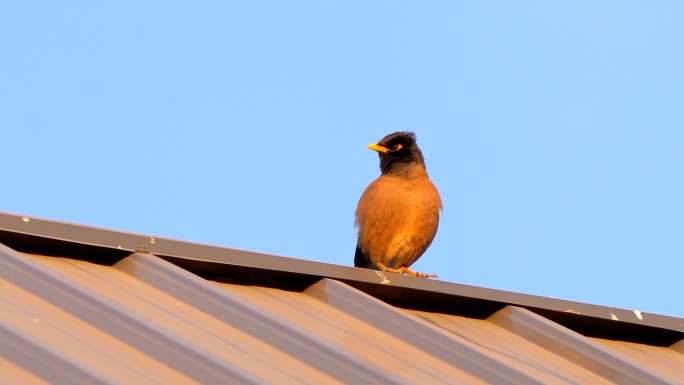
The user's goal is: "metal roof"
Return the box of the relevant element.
[1,211,683,384]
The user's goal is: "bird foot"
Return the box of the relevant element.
[377,263,438,279]
[403,267,438,279]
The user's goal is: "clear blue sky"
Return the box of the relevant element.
[2,3,683,317]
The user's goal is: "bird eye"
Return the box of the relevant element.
[391,144,403,152]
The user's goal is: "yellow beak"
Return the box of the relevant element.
[367,143,389,153]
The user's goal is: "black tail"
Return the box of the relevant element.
[354,242,377,269]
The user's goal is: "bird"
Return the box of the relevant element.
[354,131,442,279]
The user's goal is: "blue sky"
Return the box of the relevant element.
[2,2,683,317]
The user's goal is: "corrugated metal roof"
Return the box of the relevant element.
[1,211,683,384]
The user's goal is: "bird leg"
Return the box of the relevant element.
[376,262,438,279]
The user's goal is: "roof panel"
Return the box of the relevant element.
[488,305,679,384]
[305,278,549,384]
[592,338,684,380]
[0,356,51,385]
[117,251,485,385]
[408,310,613,384]
[1,212,684,384]
[215,283,486,385]
[0,272,198,385]
[2,211,682,342]
[0,247,341,385]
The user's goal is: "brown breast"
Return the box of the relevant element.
[355,165,442,269]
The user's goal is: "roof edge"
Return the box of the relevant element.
[1,211,682,346]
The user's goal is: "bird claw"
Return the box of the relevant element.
[415,271,439,279]
[377,263,438,279]
[403,267,438,279]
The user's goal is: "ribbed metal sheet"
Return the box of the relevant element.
[1,243,683,384]
[3,210,683,345]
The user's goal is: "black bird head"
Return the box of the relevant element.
[368,131,426,175]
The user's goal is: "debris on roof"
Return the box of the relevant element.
[1,211,683,384]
